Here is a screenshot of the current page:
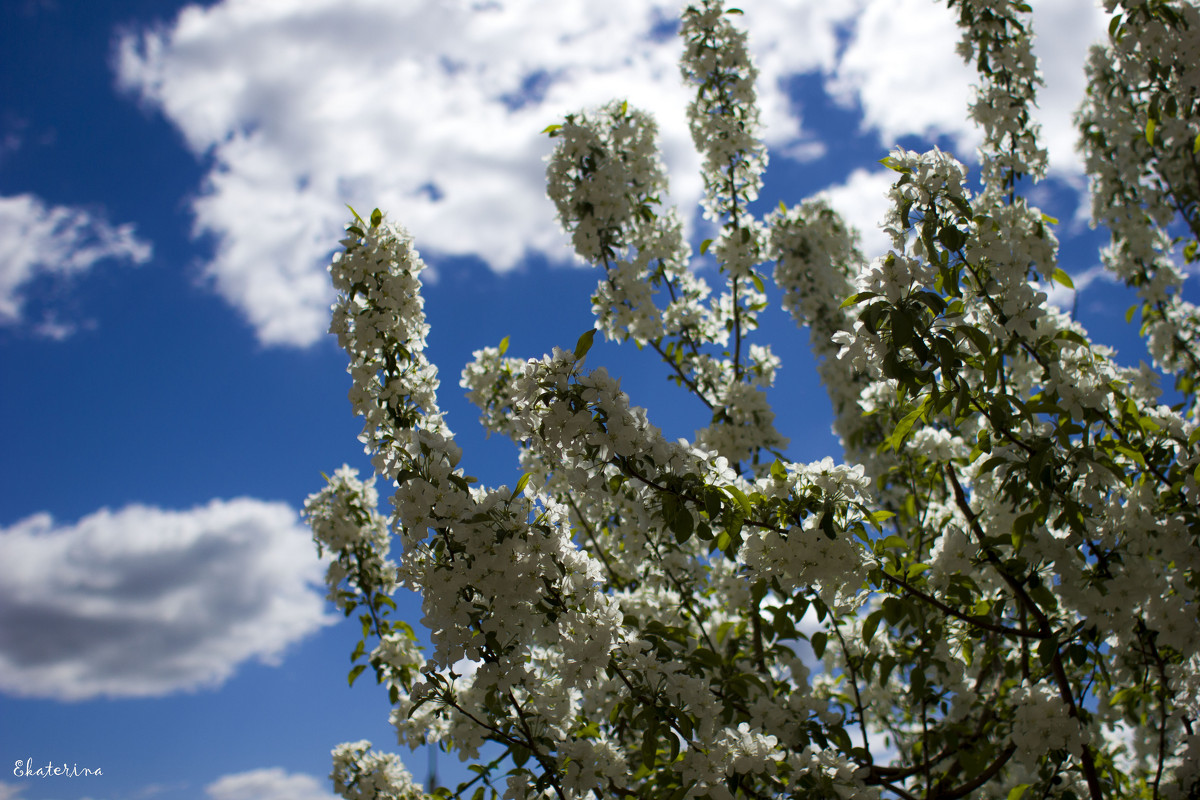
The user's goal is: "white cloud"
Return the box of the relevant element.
[0,782,25,800]
[0,499,334,701]
[114,0,1109,347]
[815,167,897,259]
[115,0,694,347]
[829,0,1109,172]
[828,0,978,150]
[1029,0,1112,177]
[111,0,871,347]
[0,193,151,335]
[206,768,337,800]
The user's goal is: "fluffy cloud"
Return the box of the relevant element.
[1028,0,1112,176]
[0,499,333,701]
[114,0,1109,347]
[815,167,898,258]
[834,0,1108,173]
[0,193,152,337]
[207,768,337,800]
[828,0,977,150]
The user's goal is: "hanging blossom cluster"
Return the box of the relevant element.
[307,465,398,612]
[310,2,1200,799]
[331,741,424,800]
[680,1,767,226]
[545,34,788,471]
[1077,0,1200,410]
[546,100,708,350]
[948,0,1048,195]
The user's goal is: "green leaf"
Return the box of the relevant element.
[1146,117,1157,146]
[511,472,532,500]
[574,328,596,360]
[542,123,562,135]
[912,291,947,315]
[1051,268,1074,289]
[978,455,1008,474]
[1037,637,1059,668]
[1194,132,1200,154]
[840,291,879,309]
[620,100,628,116]
[863,610,884,645]
[1115,444,1146,467]
[498,335,510,356]
[886,398,929,451]
[751,272,765,293]
[811,631,828,658]
[703,486,724,519]
[370,208,383,228]
[868,509,895,529]
[726,7,744,14]
[715,530,731,552]
[957,324,992,357]
[945,194,972,220]
[348,663,367,687]
[879,156,910,174]
[895,308,919,352]
[641,719,659,767]
[1007,784,1032,800]
[819,510,838,540]
[671,508,694,543]
[937,224,966,251]
[700,238,713,255]
[725,485,753,517]
[910,665,927,697]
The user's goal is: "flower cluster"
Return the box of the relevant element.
[1009,683,1087,769]
[546,100,672,266]
[310,1,1200,798]
[304,465,397,612]
[330,741,424,800]
[949,0,1048,193]
[680,0,767,223]
[1077,0,1200,410]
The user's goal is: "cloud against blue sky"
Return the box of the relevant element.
[106,0,1106,347]
[0,193,150,338]
[0,499,332,701]
[206,767,338,800]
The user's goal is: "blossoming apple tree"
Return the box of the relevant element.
[303,1,1200,798]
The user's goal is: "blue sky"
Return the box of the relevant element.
[0,1,1191,799]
